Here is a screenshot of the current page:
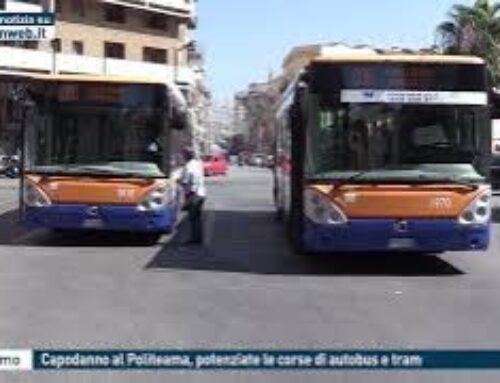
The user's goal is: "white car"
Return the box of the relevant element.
[250,154,265,167]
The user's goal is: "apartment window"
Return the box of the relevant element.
[72,41,84,55]
[104,4,126,23]
[55,0,62,14]
[71,0,85,17]
[146,14,168,30]
[104,42,125,59]
[143,47,168,64]
[0,41,39,50]
[0,0,5,10]
[24,41,39,50]
[169,21,180,38]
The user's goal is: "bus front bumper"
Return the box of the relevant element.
[303,219,490,253]
[23,204,177,233]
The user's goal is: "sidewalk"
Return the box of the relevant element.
[0,177,20,190]
[0,178,20,216]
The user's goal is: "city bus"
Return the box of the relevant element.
[19,74,190,241]
[274,54,492,253]
[490,89,500,190]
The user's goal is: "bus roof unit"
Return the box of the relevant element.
[312,54,484,65]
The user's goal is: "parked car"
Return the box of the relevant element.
[265,154,275,168]
[0,155,8,174]
[202,154,228,176]
[0,155,19,178]
[250,153,265,167]
[238,152,251,166]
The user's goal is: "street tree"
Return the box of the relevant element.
[437,0,500,81]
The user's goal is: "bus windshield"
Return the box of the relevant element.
[25,82,168,178]
[305,98,487,182]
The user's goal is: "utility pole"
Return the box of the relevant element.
[173,40,197,85]
[47,0,58,74]
[50,38,61,74]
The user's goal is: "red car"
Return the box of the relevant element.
[202,154,228,176]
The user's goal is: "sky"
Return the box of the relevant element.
[194,0,475,102]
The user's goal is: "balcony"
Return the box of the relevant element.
[0,46,197,86]
[3,0,43,12]
[100,0,195,18]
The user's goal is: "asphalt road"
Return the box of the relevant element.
[1,169,500,382]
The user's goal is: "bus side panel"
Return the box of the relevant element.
[289,99,307,251]
[275,109,292,218]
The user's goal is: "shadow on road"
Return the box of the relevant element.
[492,206,500,224]
[146,210,464,277]
[0,209,29,245]
[24,231,161,247]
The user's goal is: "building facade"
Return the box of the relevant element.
[234,77,281,155]
[0,0,209,154]
[204,100,237,153]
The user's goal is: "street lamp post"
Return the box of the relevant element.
[173,40,197,85]
[47,0,58,74]
[172,41,205,151]
[50,38,61,74]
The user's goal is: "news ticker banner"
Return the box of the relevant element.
[0,13,55,41]
[7,350,500,371]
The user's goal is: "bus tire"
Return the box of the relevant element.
[275,207,284,222]
[287,213,305,255]
[292,235,305,255]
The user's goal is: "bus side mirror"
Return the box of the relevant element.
[166,87,189,130]
[170,108,188,130]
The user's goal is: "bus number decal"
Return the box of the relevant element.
[430,197,452,210]
[344,193,358,204]
[116,188,136,200]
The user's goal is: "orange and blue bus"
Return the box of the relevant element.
[19,74,190,241]
[491,89,500,190]
[274,54,492,253]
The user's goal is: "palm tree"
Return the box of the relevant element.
[437,0,500,80]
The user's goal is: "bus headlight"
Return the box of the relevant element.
[458,189,491,225]
[304,188,348,225]
[137,184,173,212]
[23,181,51,207]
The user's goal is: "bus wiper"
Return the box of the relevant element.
[69,166,149,177]
[420,174,481,186]
[332,170,481,187]
[70,166,117,174]
[333,171,374,187]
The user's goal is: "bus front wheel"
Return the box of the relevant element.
[275,207,284,221]
[287,212,304,255]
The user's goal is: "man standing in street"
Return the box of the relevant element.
[180,147,206,245]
